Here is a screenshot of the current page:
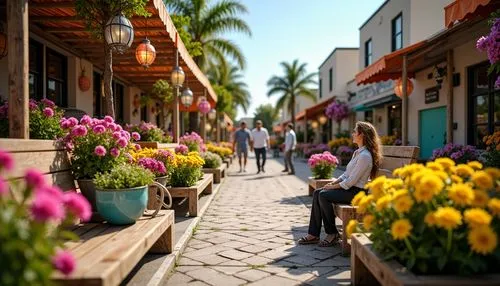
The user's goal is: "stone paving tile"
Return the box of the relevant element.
[234,269,270,282]
[246,275,301,286]
[218,249,254,260]
[283,254,321,266]
[303,268,351,286]
[167,272,193,285]
[238,244,269,254]
[209,266,249,275]
[240,255,274,266]
[185,268,246,286]
[189,254,231,265]
[187,281,210,286]
[174,266,204,274]
[177,257,204,266]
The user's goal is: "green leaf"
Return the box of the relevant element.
[437,255,447,270]
[406,256,416,270]
[416,261,428,274]
[59,230,79,242]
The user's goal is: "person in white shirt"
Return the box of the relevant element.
[299,121,382,247]
[282,123,297,175]
[251,120,270,174]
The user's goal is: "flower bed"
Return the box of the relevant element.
[483,131,500,167]
[125,121,172,143]
[180,132,205,153]
[380,135,402,146]
[304,144,329,159]
[206,143,232,160]
[169,151,205,187]
[430,143,479,164]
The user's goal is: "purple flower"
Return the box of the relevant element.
[30,193,64,222]
[29,100,38,110]
[104,115,114,124]
[175,144,189,155]
[52,250,76,276]
[92,125,106,134]
[476,36,490,52]
[325,101,350,122]
[94,146,106,157]
[63,192,91,222]
[132,132,141,141]
[25,169,45,189]
[117,137,128,148]
[110,147,120,158]
[496,76,500,89]
[80,115,92,125]
[0,178,8,196]
[43,107,54,117]
[0,150,14,171]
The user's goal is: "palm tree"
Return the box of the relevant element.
[208,63,250,114]
[165,0,251,70]
[267,60,317,127]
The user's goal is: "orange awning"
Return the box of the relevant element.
[445,0,495,28]
[355,41,426,85]
[273,125,282,133]
[295,111,306,121]
[305,97,335,119]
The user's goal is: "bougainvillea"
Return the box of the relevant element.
[476,15,500,87]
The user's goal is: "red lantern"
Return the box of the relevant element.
[135,38,156,68]
[394,78,414,98]
[198,99,211,114]
[0,32,6,59]
[78,69,91,92]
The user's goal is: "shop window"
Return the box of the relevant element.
[365,39,372,67]
[467,62,499,148]
[46,48,67,107]
[329,68,333,91]
[141,95,148,122]
[93,72,104,118]
[388,104,402,137]
[319,79,322,98]
[365,110,373,123]
[29,40,43,101]
[391,13,403,51]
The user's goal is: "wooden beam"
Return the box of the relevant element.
[446,49,454,143]
[30,15,164,23]
[8,0,29,138]
[27,1,156,9]
[402,55,408,146]
[45,27,167,33]
[172,87,180,143]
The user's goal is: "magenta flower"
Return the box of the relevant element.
[112,131,121,140]
[115,125,123,132]
[92,125,106,134]
[104,116,114,124]
[137,158,167,176]
[121,131,131,140]
[131,132,141,141]
[63,192,91,222]
[67,118,79,128]
[41,98,55,108]
[117,137,128,148]
[25,169,45,189]
[175,144,189,155]
[43,107,55,117]
[325,101,350,122]
[52,250,76,276]
[29,100,38,110]
[496,76,500,89]
[65,142,74,151]
[0,178,8,196]
[71,125,88,137]
[35,185,64,202]
[476,36,490,52]
[108,123,117,132]
[80,115,92,125]
[0,150,14,171]
[110,147,120,158]
[94,146,107,157]
[30,193,65,222]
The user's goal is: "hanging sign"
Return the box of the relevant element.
[425,87,439,104]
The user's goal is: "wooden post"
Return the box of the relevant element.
[447,50,454,143]
[216,111,221,143]
[304,114,308,143]
[172,87,180,143]
[402,55,408,146]
[200,113,206,141]
[7,0,29,139]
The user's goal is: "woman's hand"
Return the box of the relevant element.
[323,184,338,190]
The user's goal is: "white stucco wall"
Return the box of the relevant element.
[409,0,454,43]
[319,48,359,101]
[127,87,142,125]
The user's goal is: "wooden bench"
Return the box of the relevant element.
[168,173,214,217]
[203,164,226,184]
[0,139,176,286]
[308,178,333,196]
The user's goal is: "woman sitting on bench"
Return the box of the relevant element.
[299,121,381,247]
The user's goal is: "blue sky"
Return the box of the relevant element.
[226,0,386,119]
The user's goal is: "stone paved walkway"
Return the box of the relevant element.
[165,155,350,286]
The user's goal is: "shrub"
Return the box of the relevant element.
[179,132,205,152]
[328,137,356,153]
[206,143,232,159]
[349,159,500,275]
[431,143,479,164]
[170,152,205,187]
[0,150,90,284]
[308,151,339,179]
[94,164,155,190]
[482,131,500,167]
[304,144,329,158]
[0,99,64,139]
[202,151,222,169]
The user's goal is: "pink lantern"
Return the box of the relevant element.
[198,99,211,114]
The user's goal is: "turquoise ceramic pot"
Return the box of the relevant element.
[96,186,148,225]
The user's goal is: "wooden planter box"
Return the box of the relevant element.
[223,158,231,168]
[203,164,226,184]
[225,155,233,164]
[136,142,178,149]
[168,174,214,217]
[351,234,500,286]
[308,177,334,196]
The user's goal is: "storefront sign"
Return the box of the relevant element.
[349,80,394,105]
[425,87,439,104]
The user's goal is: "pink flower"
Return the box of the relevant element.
[35,185,64,202]
[112,131,122,140]
[71,125,87,137]
[94,146,106,157]
[25,169,45,189]
[52,250,76,276]
[121,131,131,140]
[80,115,92,125]
[92,125,106,134]
[30,193,64,222]
[115,125,123,132]
[125,153,133,163]
[29,100,38,110]
[134,144,141,151]
[67,118,79,129]
[63,192,91,222]
[104,116,114,124]
[65,142,74,151]
[108,123,117,131]
[117,138,128,148]
[0,150,14,171]
[110,147,120,158]
[175,144,189,155]
[131,132,141,141]
[41,98,55,108]
[0,178,8,196]
[43,107,55,117]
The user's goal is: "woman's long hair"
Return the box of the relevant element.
[355,121,382,179]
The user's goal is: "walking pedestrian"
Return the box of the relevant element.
[282,123,297,175]
[232,121,252,172]
[251,120,270,174]
[298,121,382,247]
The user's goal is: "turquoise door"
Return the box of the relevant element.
[419,107,447,159]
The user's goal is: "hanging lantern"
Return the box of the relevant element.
[198,99,211,114]
[220,121,226,128]
[180,87,193,107]
[171,66,185,88]
[205,123,212,132]
[104,13,134,54]
[208,109,216,120]
[0,31,7,59]
[78,68,91,92]
[394,78,414,98]
[311,121,319,129]
[318,115,328,125]
[135,38,156,68]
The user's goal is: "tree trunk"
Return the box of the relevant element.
[291,94,296,128]
[104,44,115,118]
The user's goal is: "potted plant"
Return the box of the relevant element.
[308,151,339,179]
[93,164,162,225]
[348,158,500,277]
[170,152,205,187]
[0,150,91,284]
[179,132,205,153]
[202,151,222,169]
[206,143,232,161]
[482,131,500,167]
[60,115,137,215]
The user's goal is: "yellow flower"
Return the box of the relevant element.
[434,170,449,182]
[464,208,492,228]
[424,212,436,226]
[455,164,475,177]
[346,219,357,238]
[394,195,414,214]
[488,198,500,216]
[392,188,409,200]
[468,161,483,170]
[447,183,474,206]
[472,190,489,207]
[434,207,462,230]
[362,215,375,231]
[426,162,444,172]
[468,226,498,255]
[385,178,404,190]
[420,174,445,194]
[391,219,412,240]
[369,176,387,199]
[472,171,494,190]
[484,168,500,180]
[376,194,392,211]
[435,158,455,170]
[451,174,463,184]
[351,191,366,207]
[357,194,374,214]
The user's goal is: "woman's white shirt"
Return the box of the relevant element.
[337,146,373,190]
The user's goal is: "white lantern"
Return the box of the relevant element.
[171,66,185,88]
[208,109,216,120]
[104,14,134,54]
[180,87,193,107]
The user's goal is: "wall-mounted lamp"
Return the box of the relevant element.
[433,64,447,89]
